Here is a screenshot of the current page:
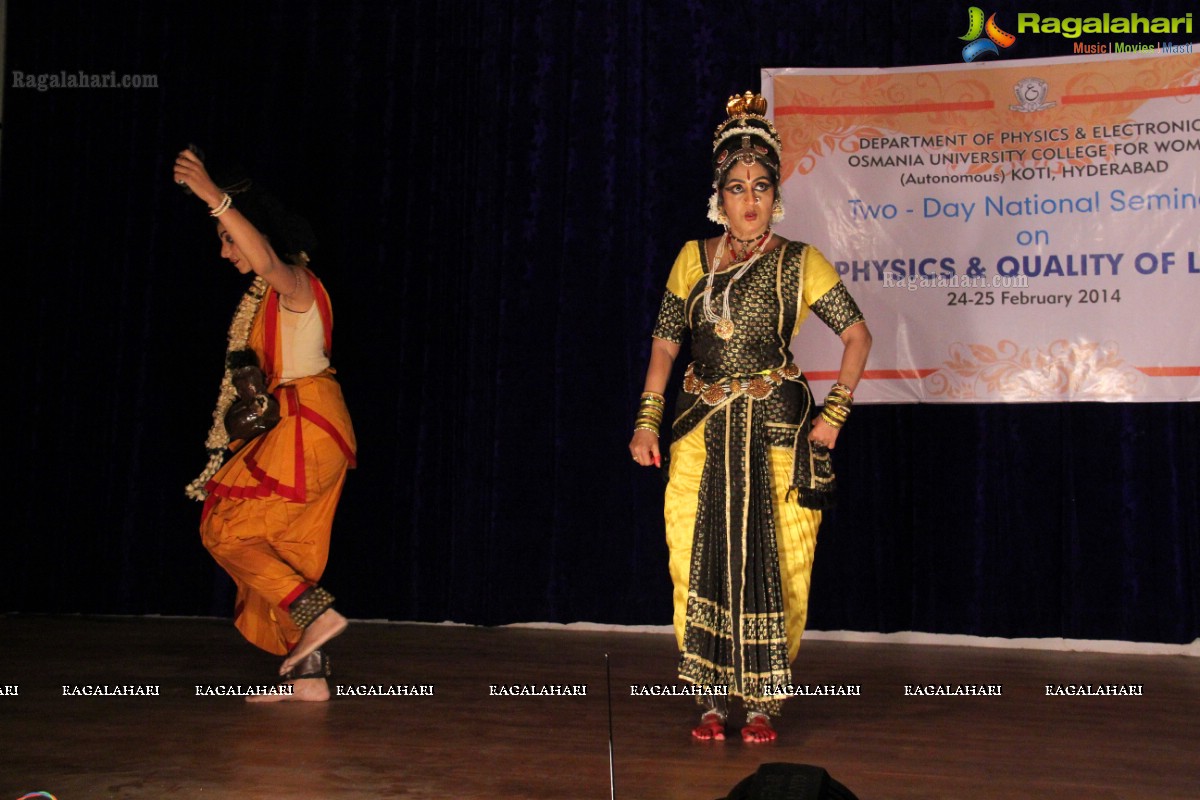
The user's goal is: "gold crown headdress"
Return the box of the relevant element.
[711,91,782,175]
[725,90,768,119]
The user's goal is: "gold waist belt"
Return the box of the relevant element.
[682,363,801,406]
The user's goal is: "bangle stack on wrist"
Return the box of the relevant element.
[820,382,854,429]
[209,193,233,218]
[634,391,665,436]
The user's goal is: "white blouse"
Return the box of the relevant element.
[278,301,330,381]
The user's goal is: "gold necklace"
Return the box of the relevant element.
[702,230,771,340]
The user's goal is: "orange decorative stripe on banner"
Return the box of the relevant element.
[1136,366,1200,377]
[806,369,939,381]
[775,100,994,116]
[1062,85,1200,105]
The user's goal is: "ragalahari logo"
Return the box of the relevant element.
[960,7,1017,61]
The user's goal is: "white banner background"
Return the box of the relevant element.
[766,47,1200,403]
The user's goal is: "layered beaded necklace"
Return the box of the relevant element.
[702,228,772,340]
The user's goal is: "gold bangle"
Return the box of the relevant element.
[823,396,852,413]
[636,391,667,436]
[821,408,849,424]
[820,410,845,429]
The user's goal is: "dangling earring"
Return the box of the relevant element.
[771,197,785,223]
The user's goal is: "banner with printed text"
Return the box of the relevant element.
[765,47,1200,402]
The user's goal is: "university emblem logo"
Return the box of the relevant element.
[1009,77,1057,113]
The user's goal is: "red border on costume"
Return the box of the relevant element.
[280,582,311,610]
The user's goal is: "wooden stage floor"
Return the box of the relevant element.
[1,615,1196,799]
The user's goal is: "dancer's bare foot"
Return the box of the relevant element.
[691,709,726,741]
[741,711,777,743]
[279,609,348,675]
[245,677,330,703]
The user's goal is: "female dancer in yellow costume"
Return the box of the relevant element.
[630,93,871,742]
[175,149,356,702]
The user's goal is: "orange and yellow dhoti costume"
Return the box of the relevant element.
[200,274,356,655]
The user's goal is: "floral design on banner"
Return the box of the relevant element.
[924,339,1143,400]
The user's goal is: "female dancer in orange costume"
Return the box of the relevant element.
[175,149,356,702]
